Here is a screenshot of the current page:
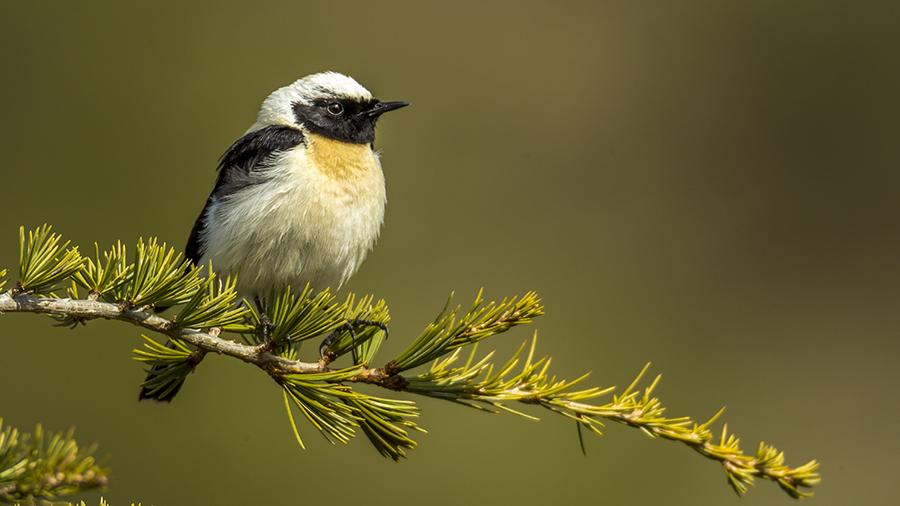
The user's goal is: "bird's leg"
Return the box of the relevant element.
[255,295,277,350]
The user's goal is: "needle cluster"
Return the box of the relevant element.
[0,418,109,502]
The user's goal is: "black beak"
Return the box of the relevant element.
[365,101,410,117]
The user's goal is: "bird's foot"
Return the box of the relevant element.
[318,319,390,363]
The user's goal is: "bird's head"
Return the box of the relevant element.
[248,71,408,144]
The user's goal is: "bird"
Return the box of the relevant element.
[139,72,408,402]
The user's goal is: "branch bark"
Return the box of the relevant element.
[0,292,325,375]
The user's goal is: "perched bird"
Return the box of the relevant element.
[140,72,408,402]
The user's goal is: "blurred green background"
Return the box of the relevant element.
[1,1,897,505]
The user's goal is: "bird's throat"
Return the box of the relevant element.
[305,133,377,181]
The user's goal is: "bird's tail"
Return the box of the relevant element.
[138,340,191,402]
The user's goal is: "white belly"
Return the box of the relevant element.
[199,135,386,300]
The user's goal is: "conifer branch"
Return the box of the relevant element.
[0,225,821,499]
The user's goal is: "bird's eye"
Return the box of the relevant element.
[326,102,344,116]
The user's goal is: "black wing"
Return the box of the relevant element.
[183,125,306,267]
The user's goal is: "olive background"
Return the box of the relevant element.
[1,2,897,505]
